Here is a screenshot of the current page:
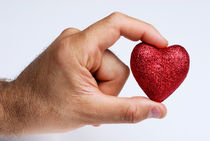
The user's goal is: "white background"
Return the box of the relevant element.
[0,0,210,140]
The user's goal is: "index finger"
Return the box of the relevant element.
[82,12,168,52]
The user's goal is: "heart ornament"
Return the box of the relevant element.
[130,43,190,102]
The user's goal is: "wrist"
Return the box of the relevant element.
[0,80,36,136]
[0,81,6,119]
[0,80,15,136]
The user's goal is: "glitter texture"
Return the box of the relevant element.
[130,43,190,102]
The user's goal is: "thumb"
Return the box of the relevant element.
[82,93,167,124]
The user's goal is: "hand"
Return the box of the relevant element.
[0,12,168,136]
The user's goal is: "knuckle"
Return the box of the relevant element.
[61,27,80,35]
[116,64,130,80]
[88,46,98,56]
[82,36,100,57]
[54,38,71,65]
[108,11,123,21]
[110,11,122,17]
[123,65,130,78]
[145,22,155,29]
[123,104,139,123]
[58,38,70,51]
[86,46,101,69]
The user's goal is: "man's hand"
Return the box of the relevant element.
[0,12,168,136]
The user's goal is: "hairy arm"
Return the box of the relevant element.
[0,80,14,136]
[0,81,48,137]
[0,53,56,136]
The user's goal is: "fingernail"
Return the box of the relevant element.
[148,107,162,119]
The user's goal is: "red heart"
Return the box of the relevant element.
[130,43,190,102]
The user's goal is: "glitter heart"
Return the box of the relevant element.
[130,43,190,102]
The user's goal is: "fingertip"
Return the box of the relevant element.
[156,35,168,48]
[158,103,167,119]
[143,24,168,48]
[128,97,167,119]
[142,32,168,49]
[146,100,167,119]
[160,37,169,48]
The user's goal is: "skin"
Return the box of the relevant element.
[0,12,168,137]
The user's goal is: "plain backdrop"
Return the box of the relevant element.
[0,0,210,140]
